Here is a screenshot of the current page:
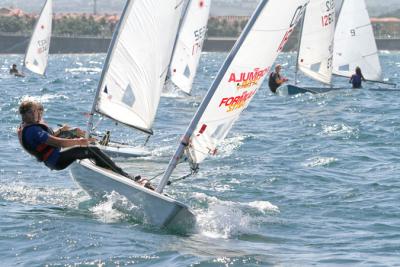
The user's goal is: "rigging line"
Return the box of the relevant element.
[168,172,195,186]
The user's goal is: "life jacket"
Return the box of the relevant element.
[351,74,362,88]
[17,123,56,162]
[268,72,280,93]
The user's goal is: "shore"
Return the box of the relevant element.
[0,34,399,54]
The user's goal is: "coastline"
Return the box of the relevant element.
[0,34,399,54]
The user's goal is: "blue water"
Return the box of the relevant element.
[1,51,400,266]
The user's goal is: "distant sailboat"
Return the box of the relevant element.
[333,0,385,83]
[277,0,336,95]
[24,0,52,76]
[70,0,309,229]
[280,0,395,95]
[86,0,184,157]
[168,0,211,95]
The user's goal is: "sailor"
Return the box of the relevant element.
[17,100,129,175]
[9,64,24,77]
[349,66,366,89]
[268,64,288,93]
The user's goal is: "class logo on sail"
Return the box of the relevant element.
[228,67,269,90]
[219,89,257,113]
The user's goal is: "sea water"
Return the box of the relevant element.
[0,51,399,266]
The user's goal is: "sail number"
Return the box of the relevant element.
[321,12,335,27]
[194,26,207,42]
[277,3,308,52]
[193,26,207,55]
[325,0,335,12]
[37,39,48,54]
[322,0,335,27]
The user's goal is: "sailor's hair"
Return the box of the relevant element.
[19,100,37,115]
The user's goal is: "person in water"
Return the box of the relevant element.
[17,100,155,190]
[9,64,24,77]
[349,66,366,89]
[268,64,288,93]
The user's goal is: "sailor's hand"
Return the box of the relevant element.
[77,138,96,147]
[76,128,86,138]
[88,137,97,144]
[59,124,71,132]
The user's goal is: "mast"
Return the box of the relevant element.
[294,8,306,85]
[156,0,270,193]
[86,0,132,136]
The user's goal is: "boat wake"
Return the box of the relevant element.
[192,192,279,239]
[89,191,141,224]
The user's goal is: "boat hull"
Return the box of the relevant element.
[97,143,151,158]
[69,159,196,230]
[277,84,348,95]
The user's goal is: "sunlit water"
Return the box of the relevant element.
[1,51,400,266]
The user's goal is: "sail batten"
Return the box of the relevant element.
[90,0,183,133]
[24,0,52,75]
[333,0,382,81]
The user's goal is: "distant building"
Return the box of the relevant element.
[371,17,400,39]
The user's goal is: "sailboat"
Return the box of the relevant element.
[277,0,336,95]
[279,0,396,96]
[23,0,52,76]
[332,0,395,89]
[168,0,212,95]
[86,0,184,158]
[70,0,309,228]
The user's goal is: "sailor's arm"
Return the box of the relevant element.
[45,135,96,148]
[276,76,288,85]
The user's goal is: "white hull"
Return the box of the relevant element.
[69,159,196,229]
[97,142,151,158]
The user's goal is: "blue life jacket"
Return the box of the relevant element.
[17,123,58,162]
[351,74,362,88]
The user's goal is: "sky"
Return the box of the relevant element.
[0,0,398,16]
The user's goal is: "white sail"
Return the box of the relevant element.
[186,0,309,165]
[298,0,335,84]
[157,0,310,192]
[333,0,382,81]
[94,0,184,133]
[24,0,52,75]
[169,0,211,94]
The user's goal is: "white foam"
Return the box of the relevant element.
[65,67,102,74]
[303,156,338,167]
[89,191,142,224]
[192,192,278,238]
[246,200,280,213]
[321,123,358,138]
[0,182,86,208]
[215,134,247,159]
[20,94,69,104]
